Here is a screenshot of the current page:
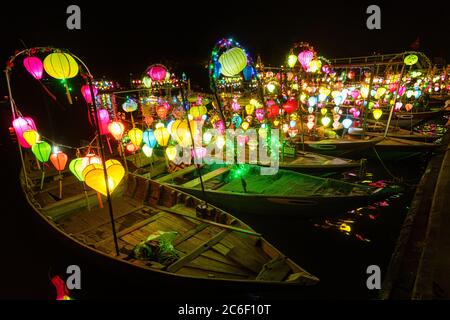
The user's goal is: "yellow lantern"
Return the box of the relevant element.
[154,127,170,146]
[287,54,297,68]
[308,59,322,73]
[319,87,331,96]
[321,116,331,127]
[361,86,369,99]
[165,146,177,161]
[242,122,250,130]
[373,109,383,120]
[171,120,197,147]
[82,159,125,196]
[245,104,255,115]
[218,47,247,77]
[43,53,79,79]
[320,108,328,115]
[128,128,143,146]
[23,130,39,146]
[189,105,207,118]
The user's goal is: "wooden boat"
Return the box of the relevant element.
[369,108,445,129]
[351,124,440,142]
[277,151,362,174]
[20,155,319,290]
[368,136,441,161]
[155,164,401,218]
[295,135,384,158]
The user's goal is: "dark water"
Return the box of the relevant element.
[0,140,428,300]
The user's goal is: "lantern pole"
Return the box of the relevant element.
[4,69,30,189]
[88,76,120,256]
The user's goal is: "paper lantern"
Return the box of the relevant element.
[128,128,143,146]
[218,47,247,77]
[13,116,37,148]
[298,50,314,70]
[142,76,152,88]
[342,118,353,129]
[156,105,168,120]
[81,85,98,104]
[171,120,197,147]
[242,65,253,81]
[241,121,250,130]
[288,127,298,138]
[23,130,39,146]
[404,54,418,66]
[143,129,157,148]
[69,158,85,181]
[83,159,125,196]
[321,108,328,116]
[165,146,178,161]
[43,53,79,79]
[307,122,315,130]
[82,153,101,168]
[23,56,43,80]
[308,96,317,107]
[32,141,51,163]
[282,100,297,115]
[287,54,297,68]
[373,109,383,120]
[142,144,153,157]
[126,143,137,153]
[308,59,322,73]
[190,105,207,118]
[108,121,125,140]
[405,103,413,111]
[97,109,110,135]
[122,99,138,112]
[50,151,68,171]
[232,115,243,128]
[268,104,280,118]
[321,116,331,127]
[266,83,276,93]
[148,65,167,81]
[154,127,170,146]
[231,100,241,112]
[245,104,255,115]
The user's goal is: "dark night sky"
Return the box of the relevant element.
[1,1,450,91]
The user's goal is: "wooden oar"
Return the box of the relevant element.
[155,205,261,237]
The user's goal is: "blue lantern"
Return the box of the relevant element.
[243,65,253,81]
[143,129,157,148]
[214,62,222,78]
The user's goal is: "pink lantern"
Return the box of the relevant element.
[389,83,398,93]
[398,86,406,96]
[322,65,330,74]
[298,50,314,70]
[23,56,43,80]
[97,109,110,135]
[255,108,265,122]
[351,91,360,100]
[13,117,37,148]
[214,120,225,135]
[231,100,241,112]
[81,85,98,104]
[148,65,167,81]
[192,147,207,160]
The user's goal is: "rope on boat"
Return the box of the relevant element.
[371,147,403,182]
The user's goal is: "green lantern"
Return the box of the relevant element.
[31,141,51,163]
[404,54,418,66]
[69,158,85,181]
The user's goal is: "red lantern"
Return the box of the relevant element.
[23,56,43,80]
[148,65,167,81]
[81,85,98,104]
[156,105,168,120]
[50,151,68,171]
[283,100,297,115]
[268,103,280,118]
[144,116,154,126]
[347,71,355,80]
[108,121,125,140]
[126,143,138,153]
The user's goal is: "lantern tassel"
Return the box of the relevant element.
[40,170,45,190]
[59,177,63,199]
[65,82,73,105]
[97,192,103,209]
[82,182,91,211]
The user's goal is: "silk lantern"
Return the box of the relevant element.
[82,153,101,168]
[404,54,418,66]
[83,159,125,196]
[143,129,157,148]
[321,116,331,127]
[32,141,51,163]
[23,130,39,146]
[298,50,314,70]
[69,158,85,181]
[283,100,297,115]
[373,109,383,120]
[13,116,37,148]
[108,121,125,140]
[148,65,167,81]
[142,144,153,157]
[50,151,68,171]
[122,99,138,112]
[97,109,110,135]
[81,85,98,104]
[165,146,177,161]
[154,127,170,146]
[23,56,43,80]
[43,53,79,79]
[128,128,143,146]
[218,47,247,77]
[242,65,253,81]
[287,54,297,68]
